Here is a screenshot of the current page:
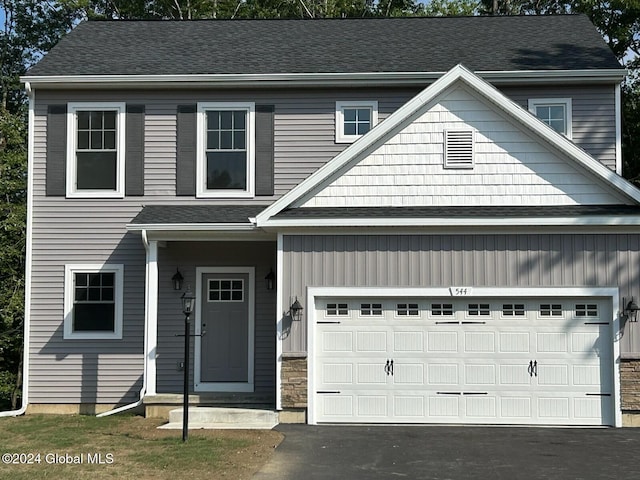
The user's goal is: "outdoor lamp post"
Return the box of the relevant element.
[181,287,196,442]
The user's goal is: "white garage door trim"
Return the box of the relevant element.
[307,286,621,427]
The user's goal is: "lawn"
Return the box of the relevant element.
[0,414,283,480]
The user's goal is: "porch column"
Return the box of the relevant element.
[145,239,159,396]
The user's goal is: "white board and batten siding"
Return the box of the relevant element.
[308,292,618,426]
[298,85,627,208]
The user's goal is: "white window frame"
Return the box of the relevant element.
[64,264,124,340]
[66,102,126,198]
[196,102,255,198]
[335,101,378,143]
[528,98,573,139]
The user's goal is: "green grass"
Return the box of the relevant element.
[0,414,281,480]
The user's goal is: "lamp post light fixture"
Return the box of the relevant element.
[624,297,639,322]
[290,297,304,322]
[172,269,184,291]
[181,287,196,442]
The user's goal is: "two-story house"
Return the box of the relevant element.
[16,15,640,426]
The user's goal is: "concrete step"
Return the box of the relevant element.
[158,407,279,430]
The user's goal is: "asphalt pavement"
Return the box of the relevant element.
[253,424,640,480]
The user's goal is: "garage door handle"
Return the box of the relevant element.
[533,360,537,377]
[384,360,394,376]
[528,361,533,377]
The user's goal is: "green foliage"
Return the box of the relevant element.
[421,0,480,15]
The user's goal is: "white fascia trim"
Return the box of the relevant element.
[21,69,627,87]
[306,286,621,427]
[261,215,640,229]
[126,223,257,231]
[256,64,640,226]
[615,83,623,175]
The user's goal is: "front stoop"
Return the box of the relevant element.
[158,407,279,430]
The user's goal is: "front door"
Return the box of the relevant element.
[196,268,254,392]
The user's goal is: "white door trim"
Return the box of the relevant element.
[194,266,255,392]
[306,286,621,426]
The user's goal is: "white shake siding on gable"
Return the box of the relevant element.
[298,85,625,208]
[281,234,640,355]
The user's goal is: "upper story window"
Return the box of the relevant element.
[528,98,572,139]
[66,102,126,198]
[335,101,378,143]
[64,264,124,340]
[197,102,255,198]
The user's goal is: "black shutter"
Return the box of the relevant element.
[125,104,145,196]
[176,104,197,196]
[255,105,275,196]
[46,105,67,196]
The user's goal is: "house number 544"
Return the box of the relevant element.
[450,287,473,296]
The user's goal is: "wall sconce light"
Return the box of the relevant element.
[172,269,184,291]
[624,297,639,322]
[290,297,304,321]
[265,269,275,291]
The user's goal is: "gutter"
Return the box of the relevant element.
[97,229,150,417]
[20,69,627,89]
[0,83,34,417]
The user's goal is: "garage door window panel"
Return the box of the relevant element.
[327,303,349,316]
[468,303,490,316]
[396,303,419,316]
[360,303,383,316]
[502,304,526,317]
[431,303,454,317]
[575,304,598,317]
[540,303,563,317]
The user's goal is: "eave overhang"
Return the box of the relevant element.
[21,69,627,89]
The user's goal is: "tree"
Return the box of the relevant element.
[0,0,79,409]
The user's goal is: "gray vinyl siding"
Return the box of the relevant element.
[282,234,640,354]
[155,241,276,396]
[28,81,621,403]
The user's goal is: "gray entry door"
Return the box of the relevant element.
[200,273,249,383]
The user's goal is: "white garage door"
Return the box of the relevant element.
[312,297,614,426]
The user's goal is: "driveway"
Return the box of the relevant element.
[254,424,640,480]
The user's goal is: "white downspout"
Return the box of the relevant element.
[0,83,34,417]
[98,229,153,416]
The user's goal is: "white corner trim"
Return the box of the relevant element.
[145,239,158,396]
[196,102,255,199]
[256,64,640,227]
[194,266,255,393]
[615,84,623,176]
[276,233,284,410]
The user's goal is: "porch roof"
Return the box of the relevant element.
[275,205,640,219]
[128,205,265,229]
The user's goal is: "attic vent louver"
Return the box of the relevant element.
[444,130,474,169]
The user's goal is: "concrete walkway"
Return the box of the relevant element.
[254,424,640,480]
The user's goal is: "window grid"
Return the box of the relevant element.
[468,303,490,316]
[540,303,563,316]
[208,279,244,302]
[72,272,115,333]
[343,108,372,136]
[360,303,383,316]
[327,303,349,316]
[397,303,419,316]
[431,303,454,316]
[575,304,598,317]
[503,304,526,316]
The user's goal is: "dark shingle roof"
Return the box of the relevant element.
[275,205,640,219]
[27,15,621,77]
[130,205,265,224]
